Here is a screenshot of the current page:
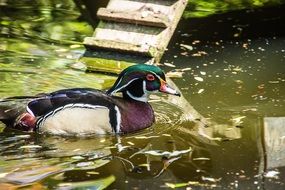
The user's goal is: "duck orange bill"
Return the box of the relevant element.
[159,80,181,96]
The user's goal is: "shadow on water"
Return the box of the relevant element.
[0,1,285,189]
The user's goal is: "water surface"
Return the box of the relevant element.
[0,1,285,189]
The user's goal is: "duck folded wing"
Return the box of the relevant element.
[27,88,114,117]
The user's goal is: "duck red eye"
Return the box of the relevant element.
[146,74,155,81]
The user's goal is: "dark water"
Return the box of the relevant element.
[1,1,285,189]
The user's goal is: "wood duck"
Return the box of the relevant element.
[0,64,180,135]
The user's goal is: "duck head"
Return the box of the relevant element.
[107,64,180,102]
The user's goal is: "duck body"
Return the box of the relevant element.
[0,65,179,135]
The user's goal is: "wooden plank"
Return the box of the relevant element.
[153,0,187,55]
[263,117,285,169]
[107,0,175,14]
[83,0,188,63]
[97,8,169,28]
[84,38,158,57]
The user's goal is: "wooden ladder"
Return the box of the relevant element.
[81,0,187,72]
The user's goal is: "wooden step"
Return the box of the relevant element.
[97,8,169,28]
[84,38,158,57]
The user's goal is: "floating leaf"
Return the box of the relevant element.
[198,89,204,94]
[127,141,135,146]
[134,135,159,139]
[166,71,184,78]
[194,76,204,82]
[181,67,191,71]
[165,182,190,189]
[180,44,193,51]
[193,157,210,161]
[164,62,176,67]
[201,176,221,182]
[192,51,207,57]
[131,147,192,158]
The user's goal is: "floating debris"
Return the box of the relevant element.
[181,33,191,37]
[268,81,279,84]
[87,171,100,175]
[165,182,190,189]
[130,147,192,158]
[74,159,110,170]
[19,145,42,149]
[127,141,135,146]
[180,44,193,51]
[76,161,94,168]
[164,62,176,67]
[198,89,204,94]
[71,156,84,160]
[192,40,200,45]
[194,76,204,82]
[166,71,184,78]
[134,135,160,139]
[201,176,222,182]
[165,180,219,189]
[264,170,279,179]
[181,68,191,71]
[192,157,210,161]
[192,51,207,57]
[231,116,246,125]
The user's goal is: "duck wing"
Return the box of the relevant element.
[27,88,114,117]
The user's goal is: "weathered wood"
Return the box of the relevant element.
[97,8,169,28]
[83,0,188,63]
[84,38,158,57]
[263,117,285,169]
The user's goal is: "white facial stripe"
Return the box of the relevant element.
[26,105,35,117]
[142,80,147,94]
[114,106,121,133]
[126,91,148,102]
[126,80,148,102]
[110,76,123,93]
[109,78,139,95]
